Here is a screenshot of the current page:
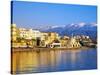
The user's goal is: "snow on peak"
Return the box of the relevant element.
[91,23,97,26]
[78,22,86,27]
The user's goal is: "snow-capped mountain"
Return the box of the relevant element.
[42,22,97,40]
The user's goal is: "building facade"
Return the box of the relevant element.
[66,37,81,48]
[11,24,17,42]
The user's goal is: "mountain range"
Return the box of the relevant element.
[35,22,97,41]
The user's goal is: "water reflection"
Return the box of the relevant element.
[11,48,97,74]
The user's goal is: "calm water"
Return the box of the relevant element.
[12,48,97,74]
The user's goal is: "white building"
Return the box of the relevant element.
[50,43,61,48]
[18,28,41,40]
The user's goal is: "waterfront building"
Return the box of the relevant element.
[12,24,94,48]
[41,32,48,41]
[60,39,68,47]
[66,36,81,48]
[50,40,61,48]
[44,32,60,47]
[50,43,61,48]
[79,36,95,47]
[11,24,20,47]
[18,28,41,40]
[18,28,42,47]
[32,30,41,39]
[11,24,42,47]
[11,24,17,42]
[58,36,69,47]
[48,32,59,43]
[18,28,28,39]
[40,32,48,47]
[40,32,60,47]
[81,35,90,39]
[63,36,69,39]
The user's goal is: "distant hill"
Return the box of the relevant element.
[41,23,97,41]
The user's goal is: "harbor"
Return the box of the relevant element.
[11,47,94,52]
[11,48,97,74]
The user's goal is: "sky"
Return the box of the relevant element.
[12,1,97,28]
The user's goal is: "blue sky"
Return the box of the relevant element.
[12,1,97,28]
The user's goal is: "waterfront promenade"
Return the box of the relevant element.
[12,47,93,52]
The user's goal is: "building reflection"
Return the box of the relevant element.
[11,49,96,74]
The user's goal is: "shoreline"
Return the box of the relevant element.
[11,47,96,52]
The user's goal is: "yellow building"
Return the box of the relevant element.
[66,37,81,48]
[18,28,28,39]
[11,24,21,47]
[41,32,48,41]
[60,39,68,47]
[48,32,59,43]
[40,32,48,47]
[59,36,69,47]
[11,24,17,42]
[39,32,60,47]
